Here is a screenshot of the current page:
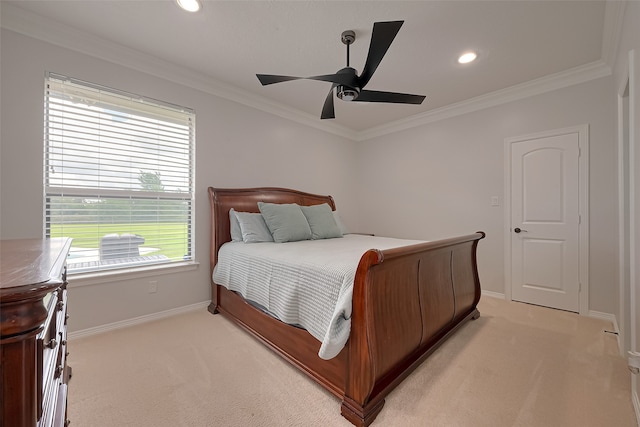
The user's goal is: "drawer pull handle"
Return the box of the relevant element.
[46,338,57,349]
[57,301,65,311]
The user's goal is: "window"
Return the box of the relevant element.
[44,73,195,274]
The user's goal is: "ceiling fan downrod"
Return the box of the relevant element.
[341,30,355,68]
[338,30,358,100]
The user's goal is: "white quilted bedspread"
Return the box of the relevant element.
[212,234,424,360]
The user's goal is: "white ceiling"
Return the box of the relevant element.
[1,1,623,139]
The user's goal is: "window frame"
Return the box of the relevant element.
[43,72,196,276]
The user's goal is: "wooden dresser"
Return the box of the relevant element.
[1,238,72,427]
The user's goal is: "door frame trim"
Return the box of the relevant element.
[617,50,634,357]
[503,124,590,315]
[618,49,638,418]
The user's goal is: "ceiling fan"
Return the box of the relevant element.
[256,20,426,120]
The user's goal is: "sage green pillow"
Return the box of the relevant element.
[333,210,349,235]
[234,211,274,243]
[229,208,243,242]
[257,202,312,243]
[300,203,343,239]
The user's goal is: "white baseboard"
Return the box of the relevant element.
[481,290,506,300]
[588,309,618,325]
[588,310,619,330]
[588,309,621,354]
[68,300,211,340]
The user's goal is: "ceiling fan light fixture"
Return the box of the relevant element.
[176,0,201,12]
[336,85,360,101]
[458,51,477,64]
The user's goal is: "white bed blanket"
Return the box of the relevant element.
[212,234,424,360]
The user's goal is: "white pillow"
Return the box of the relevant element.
[233,211,274,243]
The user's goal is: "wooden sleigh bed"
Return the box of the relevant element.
[208,187,484,426]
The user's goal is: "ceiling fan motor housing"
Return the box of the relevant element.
[337,85,360,101]
[335,66,360,101]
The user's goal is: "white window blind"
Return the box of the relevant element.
[44,73,195,274]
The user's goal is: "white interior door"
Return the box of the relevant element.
[509,131,581,312]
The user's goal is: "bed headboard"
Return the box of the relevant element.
[208,187,336,272]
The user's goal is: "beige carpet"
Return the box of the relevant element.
[68,297,636,426]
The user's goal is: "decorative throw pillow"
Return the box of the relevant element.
[257,202,312,243]
[300,203,343,239]
[333,211,349,235]
[229,208,243,242]
[233,211,274,243]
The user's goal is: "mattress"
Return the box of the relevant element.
[212,234,424,359]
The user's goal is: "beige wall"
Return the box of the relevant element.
[0,5,631,331]
[356,77,617,315]
[0,29,359,332]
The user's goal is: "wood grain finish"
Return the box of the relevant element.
[1,238,72,427]
[208,187,484,426]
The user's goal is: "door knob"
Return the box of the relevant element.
[514,227,528,233]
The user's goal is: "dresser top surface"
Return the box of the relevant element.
[1,238,72,293]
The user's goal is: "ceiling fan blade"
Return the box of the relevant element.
[258,73,357,87]
[353,90,425,104]
[307,73,358,87]
[358,21,404,88]
[256,74,303,86]
[321,85,336,119]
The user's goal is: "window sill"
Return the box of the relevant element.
[68,261,200,288]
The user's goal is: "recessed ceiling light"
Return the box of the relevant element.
[458,52,477,64]
[177,0,201,12]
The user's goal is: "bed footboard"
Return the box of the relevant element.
[342,232,485,426]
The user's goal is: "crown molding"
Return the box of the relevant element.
[0,3,358,141]
[601,0,627,69]
[357,60,612,141]
[1,2,622,143]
